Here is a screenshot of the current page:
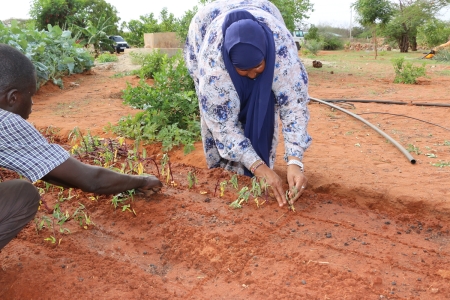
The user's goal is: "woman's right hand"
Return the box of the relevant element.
[254,164,286,207]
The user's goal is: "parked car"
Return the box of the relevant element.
[292,29,305,50]
[108,35,130,53]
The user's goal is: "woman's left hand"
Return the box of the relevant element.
[286,165,307,204]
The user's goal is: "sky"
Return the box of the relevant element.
[1,0,449,29]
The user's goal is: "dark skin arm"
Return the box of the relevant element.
[42,157,162,195]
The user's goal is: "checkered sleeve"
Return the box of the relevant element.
[0,110,70,182]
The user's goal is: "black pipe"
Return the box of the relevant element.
[319,99,450,108]
[310,97,416,164]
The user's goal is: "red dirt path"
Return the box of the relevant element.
[1,51,450,299]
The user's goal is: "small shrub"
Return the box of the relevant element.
[304,39,323,56]
[114,51,200,153]
[391,57,426,84]
[136,50,167,79]
[434,49,450,62]
[96,53,118,63]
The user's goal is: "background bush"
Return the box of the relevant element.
[0,21,93,88]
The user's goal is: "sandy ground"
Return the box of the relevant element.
[1,50,450,299]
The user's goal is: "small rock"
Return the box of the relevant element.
[301,280,307,285]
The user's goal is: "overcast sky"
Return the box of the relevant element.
[1,0,449,28]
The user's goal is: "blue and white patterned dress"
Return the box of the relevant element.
[184,0,312,175]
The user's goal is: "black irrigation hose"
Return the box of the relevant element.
[322,99,450,108]
[358,112,450,132]
[310,97,416,164]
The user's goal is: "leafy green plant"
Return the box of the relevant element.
[135,49,166,79]
[391,57,426,84]
[113,51,200,153]
[97,53,118,63]
[0,21,94,88]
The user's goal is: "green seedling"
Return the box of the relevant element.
[229,174,239,190]
[407,144,421,155]
[432,161,450,168]
[187,170,198,189]
[72,203,94,229]
[57,188,76,202]
[250,176,262,198]
[229,186,250,209]
[111,193,126,209]
[35,215,52,233]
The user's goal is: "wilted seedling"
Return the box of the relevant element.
[229,174,239,190]
[219,180,228,197]
[44,236,57,244]
[285,186,298,212]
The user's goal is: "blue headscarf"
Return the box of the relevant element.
[222,9,276,176]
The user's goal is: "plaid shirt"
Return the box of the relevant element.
[0,109,69,182]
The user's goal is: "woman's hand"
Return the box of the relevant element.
[286,164,307,204]
[254,164,286,207]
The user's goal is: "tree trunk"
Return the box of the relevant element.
[399,33,409,53]
[410,36,417,52]
[373,26,378,59]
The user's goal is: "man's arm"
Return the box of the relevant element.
[42,157,162,195]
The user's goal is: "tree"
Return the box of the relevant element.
[269,0,313,31]
[417,19,450,48]
[197,0,314,32]
[353,0,393,58]
[382,0,450,52]
[30,0,120,34]
[122,9,179,48]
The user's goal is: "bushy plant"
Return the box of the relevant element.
[135,49,167,79]
[391,57,426,84]
[304,39,323,55]
[322,33,343,50]
[434,49,450,62]
[114,51,200,153]
[96,53,118,63]
[0,21,94,88]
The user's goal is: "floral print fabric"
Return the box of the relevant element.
[184,0,312,175]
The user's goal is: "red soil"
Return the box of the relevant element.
[1,51,450,299]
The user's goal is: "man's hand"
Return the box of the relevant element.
[136,175,163,196]
[254,164,286,207]
[286,164,307,204]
